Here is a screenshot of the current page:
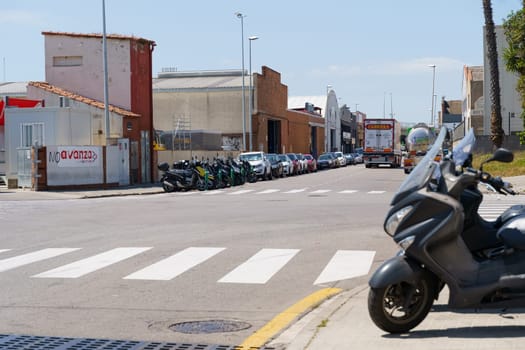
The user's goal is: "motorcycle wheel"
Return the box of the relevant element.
[196,177,206,191]
[367,277,436,333]
[162,181,176,193]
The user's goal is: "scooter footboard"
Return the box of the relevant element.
[369,255,429,288]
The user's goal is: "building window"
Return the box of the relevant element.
[53,56,83,67]
[20,123,44,147]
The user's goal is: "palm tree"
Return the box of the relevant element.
[483,0,504,148]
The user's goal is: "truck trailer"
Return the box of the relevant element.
[402,123,436,174]
[363,118,402,168]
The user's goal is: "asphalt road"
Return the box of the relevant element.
[0,165,404,346]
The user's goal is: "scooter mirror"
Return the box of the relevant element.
[481,148,514,170]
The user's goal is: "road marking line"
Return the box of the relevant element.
[202,190,225,195]
[367,190,385,194]
[310,190,331,194]
[0,249,11,254]
[239,287,342,349]
[33,247,151,278]
[124,247,225,280]
[174,192,196,196]
[284,188,307,193]
[256,189,280,194]
[218,248,300,284]
[338,190,358,194]
[228,189,254,195]
[0,248,80,273]
[314,250,376,285]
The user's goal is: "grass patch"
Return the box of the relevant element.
[472,150,525,177]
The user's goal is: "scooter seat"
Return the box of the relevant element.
[495,205,525,228]
[497,215,525,250]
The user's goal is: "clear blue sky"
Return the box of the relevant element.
[0,0,522,124]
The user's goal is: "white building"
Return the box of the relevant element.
[483,25,523,136]
[288,89,341,152]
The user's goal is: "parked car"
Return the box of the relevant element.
[317,153,335,170]
[239,151,272,180]
[352,153,363,164]
[266,153,284,178]
[333,151,347,167]
[278,154,294,176]
[295,153,308,174]
[286,153,301,175]
[344,153,355,165]
[303,154,317,172]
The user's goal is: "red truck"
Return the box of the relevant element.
[363,118,402,168]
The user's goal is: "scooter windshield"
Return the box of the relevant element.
[391,126,447,205]
[452,128,475,167]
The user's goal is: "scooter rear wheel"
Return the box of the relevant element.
[368,277,436,333]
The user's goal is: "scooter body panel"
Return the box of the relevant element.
[368,255,426,288]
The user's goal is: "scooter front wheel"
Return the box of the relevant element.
[162,181,176,193]
[368,277,436,333]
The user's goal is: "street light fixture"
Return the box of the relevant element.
[248,35,258,152]
[428,64,436,126]
[235,12,246,151]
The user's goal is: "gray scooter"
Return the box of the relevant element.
[368,127,525,333]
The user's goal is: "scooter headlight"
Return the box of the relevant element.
[385,205,414,236]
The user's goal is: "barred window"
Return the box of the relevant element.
[20,123,44,147]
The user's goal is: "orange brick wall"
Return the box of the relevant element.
[252,66,325,156]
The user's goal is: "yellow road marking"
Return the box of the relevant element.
[239,287,342,349]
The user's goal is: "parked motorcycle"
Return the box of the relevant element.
[368,126,524,333]
[158,160,200,192]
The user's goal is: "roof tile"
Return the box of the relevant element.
[29,82,140,117]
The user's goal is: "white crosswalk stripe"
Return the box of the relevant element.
[0,248,80,273]
[218,248,300,284]
[314,250,375,285]
[284,188,307,193]
[310,189,331,194]
[479,204,511,220]
[33,247,151,278]
[202,190,225,195]
[2,247,377,285]
[124,247,225,281]
[228,189,255,195]
[256,189,280,194]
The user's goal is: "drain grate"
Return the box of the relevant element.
[0,334,275,350]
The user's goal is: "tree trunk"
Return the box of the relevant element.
[483,0,504,148]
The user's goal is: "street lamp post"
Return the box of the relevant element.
[235,12,246,151]
[248,36,258,152]
[102,0,110,144]
[429,64,436,126]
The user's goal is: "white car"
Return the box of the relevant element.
[333,151,347,167]
[278,154,293,176]
[296,153,308,174]
[239,151,272,180]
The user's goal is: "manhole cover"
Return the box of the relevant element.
[169,320,252,334]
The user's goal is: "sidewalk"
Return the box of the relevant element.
[269,285,525,350]
[0,183,164,201]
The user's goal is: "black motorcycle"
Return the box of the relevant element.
[368,127,525,333]
[158,160,200,192]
